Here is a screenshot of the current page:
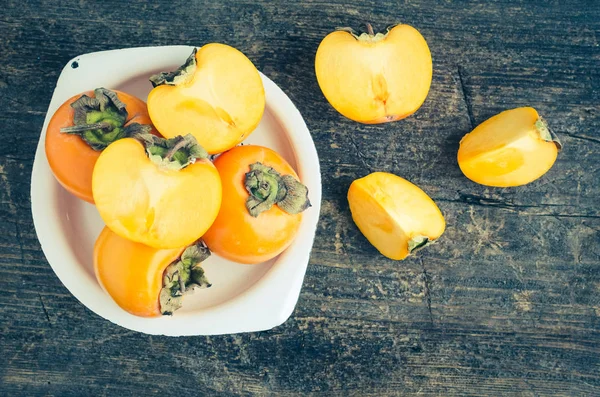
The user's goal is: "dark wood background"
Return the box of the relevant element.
[1,0,599,395]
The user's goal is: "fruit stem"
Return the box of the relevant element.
[137,133,209,171]
[59,88,150,151]
[159,241,212,315]
[165,135,188,161]
[60,121,113,134]
[244,162,311,217]
[366,22,374,36]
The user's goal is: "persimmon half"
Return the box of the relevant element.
[315,23,432,123]
[458,107,562,187]
[348,172,445,260]
[45,88,155,203]
[94,227,212,317]
[202,145,311,264]
[92,134,222,249]
[147,44,265,154]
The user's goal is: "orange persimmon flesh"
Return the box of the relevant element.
[45,90,153,203]
[315,24,432,123]
[202,145,304,264]
[147,43,265,154]
[458,107,560,187]
[94,227,184,317]
[92,137,222,249]
[348,172,445,260]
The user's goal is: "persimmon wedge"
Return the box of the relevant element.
[94,227,211,317]
[458,107,562,187]
[315,23,432,123]
[147,44,265,154]
[92,134,222,249]
[45,88,155,203]
[348,172,445,260]
[202,145,311,264]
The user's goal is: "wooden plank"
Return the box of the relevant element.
[0,0,599,395]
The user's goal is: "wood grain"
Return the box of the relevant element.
[1,0,599,395]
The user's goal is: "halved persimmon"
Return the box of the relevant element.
[45,88,155,203]
[202,145,311,264]
[92,134,222,249]
[348,172,445,260]
[94,227,212,317]
[458,107,562,187]
[315,23,432,123]
[147,44,265,154]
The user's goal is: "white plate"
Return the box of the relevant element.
[31,46,321,336]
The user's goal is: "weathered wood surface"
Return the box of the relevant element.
[1,0,599,395]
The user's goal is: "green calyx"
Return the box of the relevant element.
[535,117,563,150]
[149,48,197,87]
[135,133,208,171]
[408,235,430,254]
[60,88,152,150]
[160,241,212,316]
[337,23,398,43]
[244,162,311,217]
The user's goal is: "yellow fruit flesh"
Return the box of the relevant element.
[348,172,445,260]
[315,25,432,123]
[148,43,265,154]
[92,138,222,249]
[458,107,559,187]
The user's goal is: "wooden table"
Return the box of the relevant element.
[1,1,599,395]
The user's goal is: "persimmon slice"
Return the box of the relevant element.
[147,44,265,154]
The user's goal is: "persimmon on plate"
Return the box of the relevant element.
[30,46,321,335]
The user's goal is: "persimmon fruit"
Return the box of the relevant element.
[147,44,265,154]
[202,145,311,264]
[458,107,562,187]
[92,134,222,249]
[94,227,211,317]
[45,88,154,203]
[315,23,432,123]
[348,172,445,260]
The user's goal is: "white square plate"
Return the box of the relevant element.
[31,46,321,336]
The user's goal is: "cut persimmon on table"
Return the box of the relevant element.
[92,133,222,249]
[202,145,311,264]
[348,172,445,260]
[94,227,212,317]
[458,107,562,187]
[315,23,432,123]
[45,88,155,203]
[147,44,265,154]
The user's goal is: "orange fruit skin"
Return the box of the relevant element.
[202,145,303,265]
[315,24,432,123]
[45,90,154,203]
[94,227,184,317]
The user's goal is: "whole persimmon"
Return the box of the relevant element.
[92,133,222,249]
[94,227,212,317]
[458,107,562,187]
[315,23,432,123]
[202,145,311,264]
[147,44,265,154]
[45,88,155,203]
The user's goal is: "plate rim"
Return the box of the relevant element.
[30,45,322,336]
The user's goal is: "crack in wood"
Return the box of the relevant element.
[457,66,475,130]
[420,258,434,326]
[38,293,51,324]
[347,133,374,173]
[560,131,600,145]
[435,194,598,219]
